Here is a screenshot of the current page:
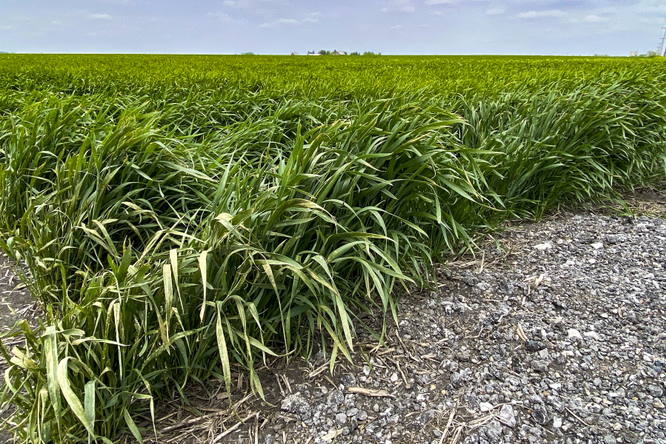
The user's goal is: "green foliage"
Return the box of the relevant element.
[0,54,665,443]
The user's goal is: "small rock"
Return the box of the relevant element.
[335,413,347,425]
[357,410,368,421]
[534,242,552,251]
[530,360,550,372]
[484,420,503,441]
[499,404,516,428]
[584,331,602,341]
[451,368,471,386]
[654,399,665,409]
[456,350,471,362]
[567,329,583,341]
[553,417,563,428]
[281,392,312,419]
[479,402,494,412]
[531,405,550,425]
[526,340,545,352]
[340,373,357,386]
[327,390,345,407]
[591,242,604,249]
[410,409,436,430]
[648,385,664,397]
[477,281,491,292]
[390,373,399,382]
[604,435,617,444]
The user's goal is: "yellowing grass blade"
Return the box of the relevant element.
[199,250,209,322]
[84,380,96,433]
[57,358,94,436]
[43,326,61,430]
[162,263,173,341]
[216,309,232,392]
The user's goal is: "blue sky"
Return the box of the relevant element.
[0,0,664,55]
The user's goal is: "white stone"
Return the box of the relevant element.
[534,242,552,251]
[591,242,603,249]
[567,329,583,341]
[584,331,602,341]
[479,402,494,412]
[498,404,516,428]
[553,417,563,428]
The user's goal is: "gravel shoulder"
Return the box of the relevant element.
[2,201,666,444]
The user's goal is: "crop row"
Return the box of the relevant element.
[0,55,664,443]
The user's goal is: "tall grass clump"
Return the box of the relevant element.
[0,55,664,443]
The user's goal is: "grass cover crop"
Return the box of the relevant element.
[0,54,664,443]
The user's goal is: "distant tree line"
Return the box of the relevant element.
[316,50,381,56]
[237,50,382,56]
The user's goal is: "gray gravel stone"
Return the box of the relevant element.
[281,392,312,419]
[499,404,517,428]
[327,389,345,407]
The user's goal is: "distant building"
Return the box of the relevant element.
[630,51,638,57]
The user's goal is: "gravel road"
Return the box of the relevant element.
[235,210,666,444]
[2,208,666,444]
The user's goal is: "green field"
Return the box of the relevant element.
[0,54,665,443]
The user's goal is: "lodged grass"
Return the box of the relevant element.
[0,55,664,443]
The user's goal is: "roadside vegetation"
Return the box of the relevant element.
[0,54,664,443]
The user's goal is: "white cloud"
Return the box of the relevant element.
[0,25,15,30]
[259,17,317,28]
[391,24,404,29]
[382,0,416,12]
[207,12,235,22]
[52,20,63,26]
[517,10,566,19]
[580,14,607,23]
[486,7,505,15]
[426,0,489,4]
[90,13,113,20]
[223,0,236,5]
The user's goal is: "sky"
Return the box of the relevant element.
[1,0,665,56]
